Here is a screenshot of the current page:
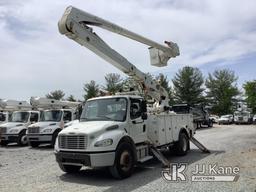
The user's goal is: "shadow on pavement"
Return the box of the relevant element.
[59,149,225,192]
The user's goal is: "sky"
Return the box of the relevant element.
[0,0,255,101]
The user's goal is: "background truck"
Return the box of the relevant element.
[172,104,213,128]
[0,99,39,146]
[234,102,253,124]
[54,6,209,179]
[27,97,81,147]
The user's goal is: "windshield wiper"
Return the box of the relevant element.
[96,115,114,121]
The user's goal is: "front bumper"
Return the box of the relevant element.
[1,134,18,142]
[27,134,52,143]
[55,150,115,167]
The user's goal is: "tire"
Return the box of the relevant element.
[208,120,213,128]
[30,141,39,148]
[109,142,135,179]
[0,140,8,146]
[174,132,189,156]
[51,130,59,147]
[58,163,81,173]
[17,130,28,146]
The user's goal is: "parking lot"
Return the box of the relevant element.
[0,124,256,192]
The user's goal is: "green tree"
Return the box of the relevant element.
[205,69,239,115]
[67,95,76,102]
[243,80,256,113]
[46,90,65,100]
[103,73,123,95]
[83,80,100,100]
[172,66,204,105]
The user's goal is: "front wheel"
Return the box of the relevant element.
[109,142,135,179]
[30,141,40,148]
[17,130,28,146]
[58,163,81,173]
[0,140,8,146]
[174,132,189,156]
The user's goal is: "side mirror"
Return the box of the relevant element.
[142,113,148,120]
[141,100,147,113]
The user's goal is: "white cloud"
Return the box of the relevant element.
[0,0,256,100]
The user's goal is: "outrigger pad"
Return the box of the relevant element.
[190,137,210,153]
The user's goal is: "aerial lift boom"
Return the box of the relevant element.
[58,6,180,111]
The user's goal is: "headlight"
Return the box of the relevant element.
[9,129,19,133]
[94,139,113,147]
[42,128,52,133]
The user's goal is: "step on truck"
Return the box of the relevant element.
[27,97,81,147]
[0,100,40,146]
[54,6,209,179]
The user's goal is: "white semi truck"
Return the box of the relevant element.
[0,99,40,146]
[55,6,209,179]
[27,97,81,147]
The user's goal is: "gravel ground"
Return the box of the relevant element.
[0,124,256,192]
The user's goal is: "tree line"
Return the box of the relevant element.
[46,66,256,115]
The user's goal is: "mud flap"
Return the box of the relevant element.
[190,137,210,153]
[149,145,170,167]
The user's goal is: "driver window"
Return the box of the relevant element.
[130,99,141,119]
[30,113,39,122]
[63,111,72,122]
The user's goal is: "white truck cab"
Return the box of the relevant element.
[55,95,194,178]
[0,111,40,146]
[27,108,79,147]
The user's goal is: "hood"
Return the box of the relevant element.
[29,121,58,128]
[0,122,25,128]
[60,121,122,135]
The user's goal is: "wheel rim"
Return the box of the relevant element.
[21,135,27,145]
[182,136,187,152]
[120,150,132,172]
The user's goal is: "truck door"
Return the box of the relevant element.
[129,98,147,143]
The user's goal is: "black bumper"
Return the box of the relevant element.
[2,134,18,142]
[55,151,91,166]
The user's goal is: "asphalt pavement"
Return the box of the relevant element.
[0,124,256,192]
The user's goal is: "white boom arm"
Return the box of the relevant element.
[0,99,31,111]
[58,6,180,110]
[30,97,81,109]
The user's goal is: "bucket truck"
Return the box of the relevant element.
[55,6,209,179]
[234,102,253,124]
[27,97,81,147]
[0,99,40,146]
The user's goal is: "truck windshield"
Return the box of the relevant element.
[80,98,127,122]
[0,113,6,122]
[40,110,62,122]
[9,112,29,123]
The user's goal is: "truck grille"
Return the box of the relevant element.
[28,127,40,134]
[238,117,243,121]
[59,135,87,150]
[0,127,7,134]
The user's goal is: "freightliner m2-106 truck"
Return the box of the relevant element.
[55,6,209,179]
[27,97,81,147]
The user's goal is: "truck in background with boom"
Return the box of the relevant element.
[27,97,81,147]
[54,6,209,179]
[0,99,40,146]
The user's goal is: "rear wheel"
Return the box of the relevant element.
[109,142,135,179]
[17,130,28,146]
[58,164,81,173]
[208,120,213,127]
[174,132,189,156]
